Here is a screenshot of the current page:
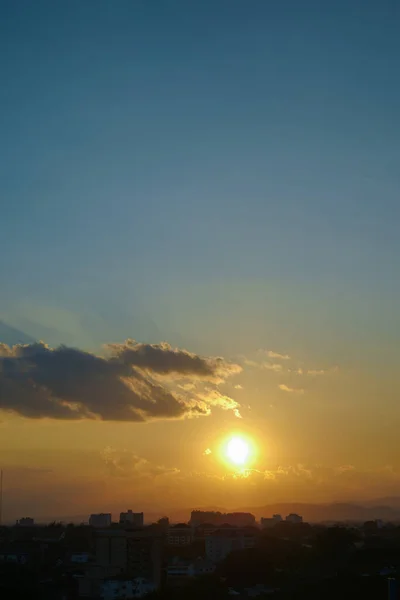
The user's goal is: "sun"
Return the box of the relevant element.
[226,436,249,466]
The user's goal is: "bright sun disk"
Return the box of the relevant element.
[226,436,249,465]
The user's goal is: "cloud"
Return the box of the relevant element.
[108,340,241,383]
[263,363,283,373]
[278,384,304,394]
[195,388,241,418]
[335,464,355,474]
[267,350,290,360]
[290,367,326,376]
[0,340,241,422]
[101,447,180,479]
[290,368,304,375]
[243,359,260,368]
[178,382,196,391]
[244,359,283,372]
[234,384,243,390]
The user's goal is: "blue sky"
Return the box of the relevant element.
[1,0,399,361]
[2,2,400,517]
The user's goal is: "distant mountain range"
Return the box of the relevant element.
[41,499,400,525]
[154,501,400,524]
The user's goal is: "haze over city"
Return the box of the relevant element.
[1,0,399,525]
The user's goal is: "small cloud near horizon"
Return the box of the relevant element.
[263,363,283,372]
[278,384,304,394]
[267,350,290,360]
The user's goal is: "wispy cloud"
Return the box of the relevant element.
[335,464,355,474]
[0,340,242,422]
[263,363,283,372]
[290,367,337,376]
[194,388,242,418]
[244,359,283,372]
[234,384,243,390]
[267,350,290,360]
[101,447,180,479]
[306,369,328,376]
[278,384,304,394]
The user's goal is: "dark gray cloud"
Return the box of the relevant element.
[0,340,241,422]
[108,340,241,382]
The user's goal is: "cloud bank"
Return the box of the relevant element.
[0,340,241,422]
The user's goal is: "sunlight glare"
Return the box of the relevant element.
[226,436,249,466]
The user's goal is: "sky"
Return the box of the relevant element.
[0,0,399,522]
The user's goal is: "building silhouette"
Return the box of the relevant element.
[119,510,144,528]
[89,513,112,528]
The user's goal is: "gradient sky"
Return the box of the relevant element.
[1,0,399,521]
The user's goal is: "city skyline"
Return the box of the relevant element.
[1,0,400,522]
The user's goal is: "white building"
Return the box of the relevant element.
[89,513,112,528]
[206,530,257,562]
[119,510,144,527]
[101,577,155,599]
[285,513,303,524]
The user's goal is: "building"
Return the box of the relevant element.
[157,517,169,532]
[190,510,255,528]
[285,513,303,524]
[15,517,34,527]
[167,523,193,546]
[101,577,156,599]
[79,564,120,598]
[70,552,91,564]
[95,528,162,585]
[260,514,282,528]
[388,578,398,600]
[205,528,258,562]
[193,523,217,540]
[79,528,162,598]
[166,557,215,583]
[120,510,144,528]
[89,513,112,528]
[0,546,31,565]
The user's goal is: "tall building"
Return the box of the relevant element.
[167,523,193,546]
[95,528,163,586]
[119,510,144,528]
[205,528,258,562]
[89,513,112,528]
